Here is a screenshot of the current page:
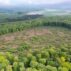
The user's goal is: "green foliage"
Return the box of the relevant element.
[19,62,25,71]
[6,65,13,71]
[46,65,57,71]
[0,16,71,35]
[0,53,9,69]
[0,44,71,71]
[13,62,19,71]
[17,43,30,51]
[36,63,45,70]
[26,68,37,71]
[58,67,68,71]
[38,58,46,65]
[30,60,38,68]
[0,15,71,71]
[0,68,4,71]
[5,52,14,64]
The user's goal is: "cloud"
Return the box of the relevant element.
[13,0,68,4]
[17,0,71,4]
[0,0,11,6]
[0,0,70,6]
[24,0,67,4]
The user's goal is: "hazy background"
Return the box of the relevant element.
[0,0,71,9]
[0,0,71,16]
[0,0,71,6]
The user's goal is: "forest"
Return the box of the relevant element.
[0,15,71,71]
[0,16,71,35]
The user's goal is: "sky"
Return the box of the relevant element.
[0,0,70,6]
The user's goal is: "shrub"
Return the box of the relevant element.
[6,65,13,71]
[0,54,9,69]
[58,67,68,71]
[36,63,45,70]
[13,62,19,71]
[41,51,50,59]
[46,65,57,71]
[6,52,14,64]
[26,68,37,71]
[19,62,25,71]
[30,61,38,68]
[38,58,46,65]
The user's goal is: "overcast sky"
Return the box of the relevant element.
[0,0,70,6]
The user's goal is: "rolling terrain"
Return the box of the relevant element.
[0,12,71,71]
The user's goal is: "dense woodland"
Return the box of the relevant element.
[0,16,71,35]
[0,14,42,23]
[0,15,71,71]
[0,44,71,71]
